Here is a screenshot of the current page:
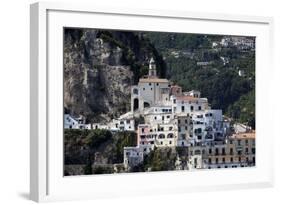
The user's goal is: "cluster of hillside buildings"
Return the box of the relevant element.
[64,58,255,171]
[212,36,255,50]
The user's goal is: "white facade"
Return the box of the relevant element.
[63,59,237,171]
[131,58,170,113]
[92,123,109,130]
[171,95,209,115]
[143,106,174,124]
[123,146,144,170]
[64,114,89,129]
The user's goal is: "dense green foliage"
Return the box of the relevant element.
[84,129,112,149]
[226,90,255,128]
[143,33,212,51]
[92,166,114,174]
[64,129,112,164]
[143,32,255,128]
[131,147,177,172]
[114,131,138,163]
[64,129,137,174]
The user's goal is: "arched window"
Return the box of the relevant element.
[144,102,150,108]
[133,88,138,95]
[133,98,139,111]
[158,134,165,139]
[167,133,174,138]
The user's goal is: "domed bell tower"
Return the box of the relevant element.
[148,57,157,78]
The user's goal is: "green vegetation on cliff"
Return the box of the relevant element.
[64,129,137,175]
[143,32,255,128]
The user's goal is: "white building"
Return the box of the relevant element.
[123,58,233,169]
[123,146,144,170]
[64,114,91,129]
[171,95,209,115]
[131,58,170,113]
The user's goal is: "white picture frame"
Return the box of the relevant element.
[30,1,274,202]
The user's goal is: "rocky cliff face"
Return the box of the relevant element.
[64,28,166,123]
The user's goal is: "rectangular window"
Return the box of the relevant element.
[181,134,186,140]
[191,106,194,111]
[238,140,241,146]
[181,106,185,112]
[198,106,201,110]
[215,148,219,155]
[252,148,255,154]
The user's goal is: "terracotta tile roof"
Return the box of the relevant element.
[231,132,256,139]
[176,96,200,102]
[139,78,169,83]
